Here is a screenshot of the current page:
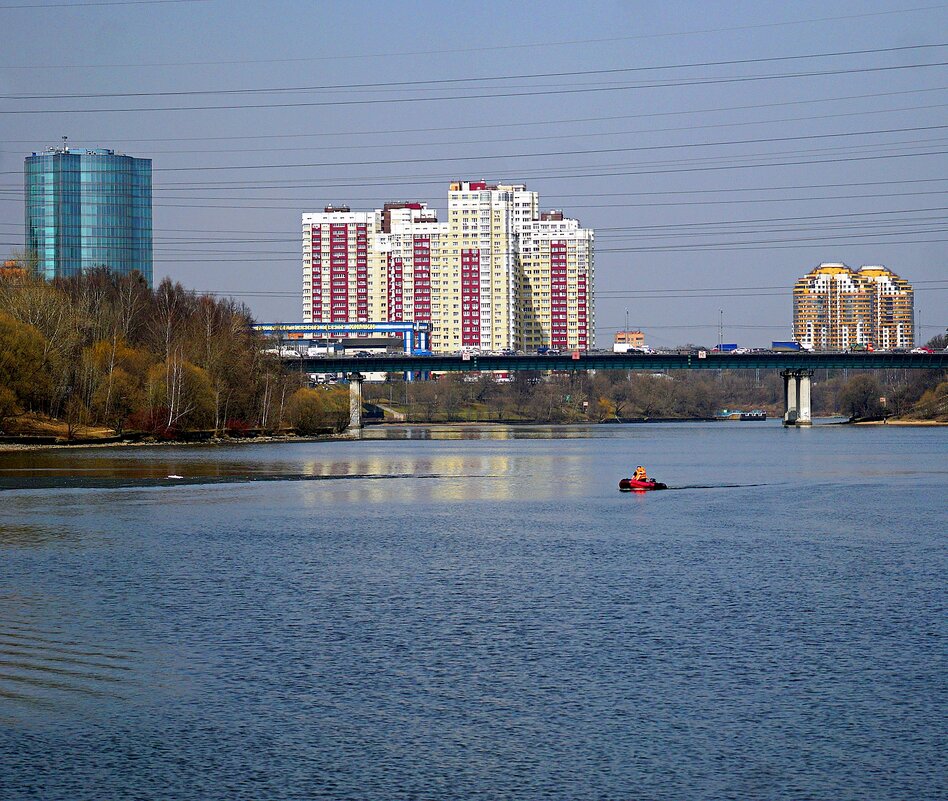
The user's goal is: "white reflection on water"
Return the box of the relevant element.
[295,453,524,505]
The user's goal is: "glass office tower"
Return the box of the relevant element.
[25,147,152,284]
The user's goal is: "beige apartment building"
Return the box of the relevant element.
[614,330,646,348]
[792,263,914,350]
[301,182,595,353]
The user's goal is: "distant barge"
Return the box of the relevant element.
[715,409,767,421]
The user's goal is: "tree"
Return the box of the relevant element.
[91,367,143,434]
[408,380,442,421]
[63,394,89,440]
[147,359,215,430]
[925,333,946,351]
[285,387,350,434]
[839,374,883,419]
[0,386,18,430]
[908,381,948,421]
[0,311,51,409]
[596,396,616,422]
[285,388,326,434]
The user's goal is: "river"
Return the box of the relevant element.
[0,422,945,800]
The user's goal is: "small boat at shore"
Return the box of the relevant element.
[619,477,668,492]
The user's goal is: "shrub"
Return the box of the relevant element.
[286,387,349,434]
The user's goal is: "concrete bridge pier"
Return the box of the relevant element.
[348,372,364,435]
[782,370,798,424]
[781,369,813,426]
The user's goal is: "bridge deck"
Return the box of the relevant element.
[290,352,948,373]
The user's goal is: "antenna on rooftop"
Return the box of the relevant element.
[61,135,68,153]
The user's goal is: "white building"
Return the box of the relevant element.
[301,182,595,353]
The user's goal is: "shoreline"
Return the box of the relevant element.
[850,419,948,426]
[0,433,348,453]
[3,416,946,452]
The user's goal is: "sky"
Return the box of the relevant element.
[0,0,945,348]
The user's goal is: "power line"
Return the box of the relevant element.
[7,101,941,158]
[602,223,947,243]
[7,42,945,100]
[19,141,921,195]
[3,207,944,244]
[0,0,209,8]
[6,86,941,144]
[8,234,939,261]
[140,125,948,174]
[600,280,948,295]
[597,232,948,253]
[180,287,948,301]
[13,128,936,187]
[184,280,948,298]
[4,192,948,231]
[3,3,943,68]
[5,60,947,114]
[23,176,948,199]
[2,185,946,212]
[141,148,948,190]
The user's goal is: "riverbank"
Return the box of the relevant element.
[0,432,349,452]
[4,416,945,452]
[851,419,948,426]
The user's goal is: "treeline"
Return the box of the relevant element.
[369,357,948,423]
[0,267,349,437]
[2,264,942,436]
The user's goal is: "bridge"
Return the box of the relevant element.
[286,351,947,431]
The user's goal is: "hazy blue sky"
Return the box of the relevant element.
[1,0,945,347]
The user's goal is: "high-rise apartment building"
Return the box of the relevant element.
[302,206,376,324]
[301,182,594,353]
[519,210,594,352]
[377,202,443,334]
[25,146,152,283]
[793,263,914,350]
[447,181,539,352]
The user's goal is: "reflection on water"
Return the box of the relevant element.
[0,524,73,548]
[0,434,567,502]
[367,423,620,440]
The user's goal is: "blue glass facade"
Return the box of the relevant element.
[25,148,152,284]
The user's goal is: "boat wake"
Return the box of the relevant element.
[663,483,769,491]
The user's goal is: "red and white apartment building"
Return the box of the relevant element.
[302,182,594,354]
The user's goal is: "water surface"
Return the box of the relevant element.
[1,423,945,800]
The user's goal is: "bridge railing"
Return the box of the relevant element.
[286,351,948,373]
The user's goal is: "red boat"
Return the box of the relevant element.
[619,477,668,492]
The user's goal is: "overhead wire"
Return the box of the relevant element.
[3,206,944,243]
[3,4,944,68]
[134,125,948,174]
[7,232,942,260]
[5,60,947,114]
[5,126,945,187]
[6,86,943,145]
[4,100,939,158]
[0,0,208,9]
[6,42,946,100]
